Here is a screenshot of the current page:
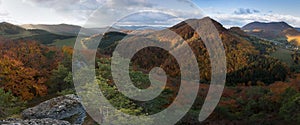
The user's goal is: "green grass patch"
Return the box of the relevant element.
[50,37,77,47]
[270,48,293,66]
[3,31,35,39]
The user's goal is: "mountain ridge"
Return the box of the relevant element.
[242,21,300,45]
[0,22,74,44]
[0,22,28,35]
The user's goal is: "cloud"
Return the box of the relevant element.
[22,0,203,27]
[22,0,156,26]
[0,0,11,23]
[115,11,181,26]
[80,0,203,27]
[177,0,198,8]
[31,0,100,12]
[0,10,17,23]
[213,12,300,28]
[0,11,8,16]
[23,0,101,21]
[234,8,260,15]
[23,0,154,20]
[105,0,154,8]
[202,8,300,28]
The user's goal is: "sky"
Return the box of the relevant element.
[0,0,300,28]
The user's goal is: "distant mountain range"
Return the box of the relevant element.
[242,21,300,45]
[0,22,28,35]
[0,22,165,45]
[0,22,74,44]
[20,24,164,36]
[2,18,300,46]
[242,21,293,32]
[21,24,81,36]
[20,24,120,36]
[115,25,166,30]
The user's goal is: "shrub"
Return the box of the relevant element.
[0,88,26,119]
[279,93,300,123]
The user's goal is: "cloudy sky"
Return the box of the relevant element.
[0,0,300,28]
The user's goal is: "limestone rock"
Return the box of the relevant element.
[22,94,86,125]
[0,118,71,125]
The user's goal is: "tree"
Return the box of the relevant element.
[0,40,67,99]
[0,55,47,100]
[279,93,300,123]
[48,64,72,93]
[0,88,26,118]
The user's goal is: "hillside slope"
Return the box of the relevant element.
[0,22,74,44]
[242,21,300,45]
[81,17,289,85]
[21,24,119,36]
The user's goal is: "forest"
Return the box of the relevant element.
[0,17,300,124]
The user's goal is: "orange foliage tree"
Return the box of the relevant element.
[0,55,47,100]
[0,39,65,100]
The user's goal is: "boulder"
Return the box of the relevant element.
[22,94,86,125]
[0,118,71,125]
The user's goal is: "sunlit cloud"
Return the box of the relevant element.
[209,9,300,28]
[234,8,260,15]
[5,0,300,28]
[21,0,203,27]
[23,0,101,20]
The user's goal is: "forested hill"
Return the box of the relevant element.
[83,17,290,85]
[0,22,74,44]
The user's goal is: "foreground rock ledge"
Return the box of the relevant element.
[0,118,71,125]
[22,94,86,125]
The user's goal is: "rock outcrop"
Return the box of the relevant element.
[0,118,71,125]
[22,94,86,125]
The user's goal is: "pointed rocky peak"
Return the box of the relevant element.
[166,17,227,40]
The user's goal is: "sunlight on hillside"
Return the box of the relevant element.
[252,29,262,32]
[287,35,300,46]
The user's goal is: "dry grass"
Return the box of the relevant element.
[286,35,300,46]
